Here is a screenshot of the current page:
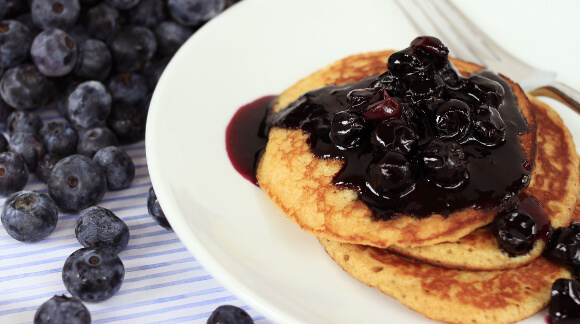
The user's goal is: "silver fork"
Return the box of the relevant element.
[395,0,580,113]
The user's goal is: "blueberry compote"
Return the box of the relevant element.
[262,36,530,220]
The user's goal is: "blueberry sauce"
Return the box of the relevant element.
[226,95,275,185]
[227,37,532,221]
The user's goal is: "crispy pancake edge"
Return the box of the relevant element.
[257,50,537,248]
[318,237,572,324]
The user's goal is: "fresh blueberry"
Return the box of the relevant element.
[75,206,130,254]
[0,64,54,110]
[47,154,107,212]
[367,151,416,198]
[109,25,157,73]
[93,146,134,190]
[67,81,112,129]
[35,152,62,183]
[7,110,42,135]
[207,305,254,324]
[1,190,58,242]
[107,72,149,106]
[30,0,80,30]
[154,21,193,58]
[549,279,580,324]
[127,0,166,29]
[0,0,5,19]
[0,132,7,152]
[0,97,14,131]
[105,0,139,10]
[147,186,171,230]
[40,120,78,157]
[77,127,118,158]
[14,13,42,37]
[34,295,91,324]
[168,0,225,27]
[62,247,125,302]
[0,151,28,196]
[74,39,112,81]
[85,3,120,42]
[67,24,89,46]
[491,207,537,256]
[31,28,78,77]
[0,19,32,68]
[8,131,45,172]
[107,101,148,144]
[143,57,169,90]
[3,0,28,19]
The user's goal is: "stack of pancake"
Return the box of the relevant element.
[256,50,580,323]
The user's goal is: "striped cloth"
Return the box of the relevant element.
[0,108,268,323]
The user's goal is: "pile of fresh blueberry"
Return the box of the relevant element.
[0,0,252,323]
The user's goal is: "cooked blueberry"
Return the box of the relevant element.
[154,21,193,58]
[8,131,45,172]
[30,28,78,77]
[109,25,157,73]
[67,81,112,129]
[406,74,445,103]
[438,60,464,89]
[207,305,254,324]
[367,151,415,198]
[473,105,505,146]
[361,89,401,122]
[7,110,42,135]
[107,101,148,144]
[62,247,124,302]
[40,120,78,157]
[76,206,130,254]
[34,295,91,324]
[107,72,149,106]
[0,64,54,110]
[30,0,80,30]
[371,71,403,97]
[77,127,118,158]
[1,190,58,242]
[168,0,225,27]
[454,74,505,108]
[85,3,120,42]
[549,279,580,324]
[128,0,166,29]
[35,152,62,183]
[491,207,537,255]
[410,36,449,68]
[93,146,134,190]
[105,0,139,9]
[47,154,107,212]
[0,20,32,68]
[330,111,368,150]
[387,47,425,76]
[371,119,417,154]
[0,151,27,196]
[147,186,171,230]
[74,39,112,81]
[544,222,580,267]
[434,99,471,141]
[346,87,379,110]
[422,138,468,188]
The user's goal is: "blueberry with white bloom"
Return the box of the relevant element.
[93,146,134,190]
[0,151,28,196]
[34,295,90,324]
[1,190,58,242]
[67,81,112,129]
[75,206,130,254]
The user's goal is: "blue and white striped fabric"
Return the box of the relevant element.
[0,108,268,323]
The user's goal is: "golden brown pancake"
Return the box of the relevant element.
[318,237,572,324]
[388,96,579,270]
[257,50,537,248]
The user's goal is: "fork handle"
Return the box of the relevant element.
[529,81,580,114]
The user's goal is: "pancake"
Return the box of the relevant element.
[257,50,537,249]
[388,96,579,270]
[318,237,572,324]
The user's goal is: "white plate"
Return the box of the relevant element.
[146,1,580,323]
